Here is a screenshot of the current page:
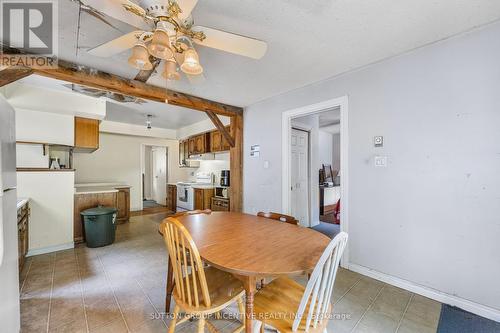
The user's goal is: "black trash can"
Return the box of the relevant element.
[81,206,117,248]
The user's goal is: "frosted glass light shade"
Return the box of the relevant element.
[180,48,203,75]
[162,59,180,80]
[128,43,153,70]
[148,29,173,60]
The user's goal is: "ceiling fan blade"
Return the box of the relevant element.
[192,26,267,59]
[176,0,198,21]
[80,0,150,30]
[87,30,144,57]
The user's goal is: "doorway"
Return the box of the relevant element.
[142,145,168,210]
[282,96,349,266]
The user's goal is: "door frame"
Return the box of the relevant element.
[281,95,349,267]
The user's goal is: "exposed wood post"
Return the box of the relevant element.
[229,113,243,212]
[205,110,235,147]
[0,67,33,87]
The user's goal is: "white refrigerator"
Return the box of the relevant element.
[0,95,21,332]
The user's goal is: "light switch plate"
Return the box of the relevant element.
[374,156,387,167]
[374,136,383,147]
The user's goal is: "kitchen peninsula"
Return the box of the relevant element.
[74,183,131,243]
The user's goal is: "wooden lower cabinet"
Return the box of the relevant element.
[211,197,230,212]
[194,188,214,210]
[74,192,117,244]
[166,184,177,211]
[17,202,29,272]
[115,187,130,224]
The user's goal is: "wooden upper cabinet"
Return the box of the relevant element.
[188,133,210,155]
[210,126,231,152]
[74,117,99,152]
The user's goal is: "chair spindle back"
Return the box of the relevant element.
[160,217,211,308]
[293,232,348,331]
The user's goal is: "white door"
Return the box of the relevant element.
[291,128,309,226]
[152,147,167,205]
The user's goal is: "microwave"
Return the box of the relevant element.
[215,187,229,199]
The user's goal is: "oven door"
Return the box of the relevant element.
[176,185,194,211]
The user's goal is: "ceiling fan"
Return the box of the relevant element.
[83,0,268,81]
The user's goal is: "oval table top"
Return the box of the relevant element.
[175,212,331,277]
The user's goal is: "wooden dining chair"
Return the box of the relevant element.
[159,217,246,333]
[163,209,212,313]
[253,232,348,333]
[257,212,299,225]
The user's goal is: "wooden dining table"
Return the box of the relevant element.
[164,212,331,333]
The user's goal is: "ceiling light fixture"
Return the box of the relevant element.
[162,58,180,81]
[180,48,203,75]
[128,41,153,70]
[148,21,174,60]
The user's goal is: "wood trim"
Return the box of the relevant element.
[33,60,242,116]
[205,110,235,147]
[0,67,33,87]
[16,168,75,172]
[229,114,243,212]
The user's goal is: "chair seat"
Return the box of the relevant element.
[173,266,245,314]
[253,277,329,333]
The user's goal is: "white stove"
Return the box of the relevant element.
[176,173,214,211]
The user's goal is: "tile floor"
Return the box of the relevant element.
[19,213,441,333]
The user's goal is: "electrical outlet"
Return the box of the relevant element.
[374,156,387,167]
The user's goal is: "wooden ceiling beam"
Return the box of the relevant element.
[205,110,235,147]
[0,50,242,116]
[0,67,33,87]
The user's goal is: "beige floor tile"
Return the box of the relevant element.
[398,294,440,332]
[85,294,123,330]
[131,317,167,333]
[48,298,86,329]
[20,297,50,333]
[90,318,129,333]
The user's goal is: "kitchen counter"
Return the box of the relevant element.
[17,197,30,210]
[74,183,131,195]
[191,184,216,189]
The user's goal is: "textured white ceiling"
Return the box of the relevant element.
[16,75,209,129]
[53,0,500,108]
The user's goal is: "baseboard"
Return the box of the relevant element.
[347,263,500,323]
[27,242,74,257]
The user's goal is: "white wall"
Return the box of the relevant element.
[6,83,106,120]
[244,22,500,316]
[332,133,341,172]
[16,109,74,146]
[319,130,334,169]
[74,133,189,211]
[177,117,230,139]
[17,172,75,254]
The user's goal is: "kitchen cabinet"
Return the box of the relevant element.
[210,126,231,152]
[188,133,210,155]
[166,184,177,211]
[115,187,130,224]
[74,192,117,243]
[17,202,29,272]
[179,140,189,166]
[74,117,99,152]
[194,188,214,210]
[211,197,230,212]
